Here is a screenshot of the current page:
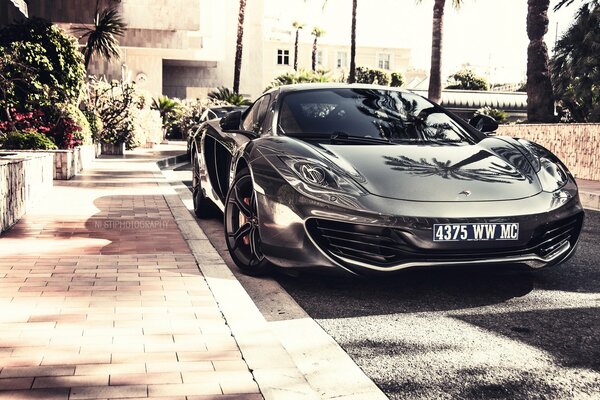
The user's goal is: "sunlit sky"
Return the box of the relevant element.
[264,0,584,84]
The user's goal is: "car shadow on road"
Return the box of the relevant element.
[275,266,535,318]
[456,307,600,372]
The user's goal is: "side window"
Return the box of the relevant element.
[255,94,271,135]
[242,99,261,132]
[242,94,272,134]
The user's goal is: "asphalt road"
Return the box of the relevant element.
[174,163,600,399]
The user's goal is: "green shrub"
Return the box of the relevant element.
[0,130,57,150]
[354,67,391,86]
[390,72,404,87]
[446,69,489,91]
[86,78,161,149]
[82,108,103,143]
[0,18,85,110]
[265,69,337,91]
[474,106,508,124]
[208,87,252,106]
[59,103,92,145]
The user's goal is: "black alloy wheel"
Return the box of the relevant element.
[192,152,214,218]
[224,169,272,275]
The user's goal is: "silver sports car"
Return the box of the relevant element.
[189,84,584,276]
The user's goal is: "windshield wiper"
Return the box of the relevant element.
[330,131,393,145]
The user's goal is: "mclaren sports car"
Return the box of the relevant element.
[189,84,584,276]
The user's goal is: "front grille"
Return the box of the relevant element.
[531,213,584,258]
[306,213,584,269]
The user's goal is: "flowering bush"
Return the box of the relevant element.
[0,108,89,149]
[85,77,161,149]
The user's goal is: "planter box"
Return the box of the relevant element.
[0,152,53,234]
[101,142,125,156]
[0,145,97,180]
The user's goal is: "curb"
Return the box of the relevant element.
[156,153,189,169]
[156,154,322,399]
[579,191,600,211]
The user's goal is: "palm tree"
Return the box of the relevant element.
[208,87,251,106]
[526,0,555,122]
[292,21,304,71]
[311,27,325,71]
[551,2,600,121]
[76,0,126,71]
[417,0,463,103]
[348,0,358,83]
[233,0,247,94]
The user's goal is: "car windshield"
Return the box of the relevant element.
[278,88,473,144]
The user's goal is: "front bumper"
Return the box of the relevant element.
[253,171,584,275]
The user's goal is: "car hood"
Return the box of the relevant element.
[315,138,542,202]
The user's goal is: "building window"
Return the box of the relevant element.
[277,49,290,65]
[316,50,324,67]
[336,51,348,69]
[378,53,391,70]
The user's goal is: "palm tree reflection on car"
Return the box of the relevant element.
[382,152,527,183]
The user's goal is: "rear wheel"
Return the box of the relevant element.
[224,169,272,276]
[192,152,215,219]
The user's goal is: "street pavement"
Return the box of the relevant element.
[171,161,600,400]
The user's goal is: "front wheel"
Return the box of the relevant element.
[224,169,272,276]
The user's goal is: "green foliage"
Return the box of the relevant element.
[0,18,85,109]
[82,108,103,143]
[75,4,127,69]
[551,2,600,122]
[354,66,391,86]
[152,95,181,128]
[58,103,92,145]
[446,69,489,91]
[208,87,252,106]
[0,42,53,119]
[86,78,161,149]
[390,72,404,87]
[88,79,137,148]
[174,98,229,141]
[265,69,336,91]
[0,130,57,150]
[474,106,508,124]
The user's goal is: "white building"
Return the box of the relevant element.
[1,0,413,100]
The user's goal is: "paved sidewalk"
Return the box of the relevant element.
[578,179,600,211]
[0,145,262,399]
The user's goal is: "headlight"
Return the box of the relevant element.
[268,155,367,209]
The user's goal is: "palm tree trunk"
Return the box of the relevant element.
[348,0,357,83]
[526,0,555,122]
[294,29,300,71]
[312,37,317,71]
[427,0,445,103]
[233,0,247,94]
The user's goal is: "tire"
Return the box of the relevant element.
[224,168,272,276]
[192,152,215,219]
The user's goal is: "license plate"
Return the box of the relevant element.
[433,223,519,242]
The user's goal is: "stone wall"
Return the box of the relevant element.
[0,153,53,234]
[497,124,600,181]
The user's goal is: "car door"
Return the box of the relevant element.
[202,95,271,203]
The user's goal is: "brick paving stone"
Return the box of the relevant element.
[0,147,259,399]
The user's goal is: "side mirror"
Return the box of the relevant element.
[469,114,499,134]
[219,110,243,132]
